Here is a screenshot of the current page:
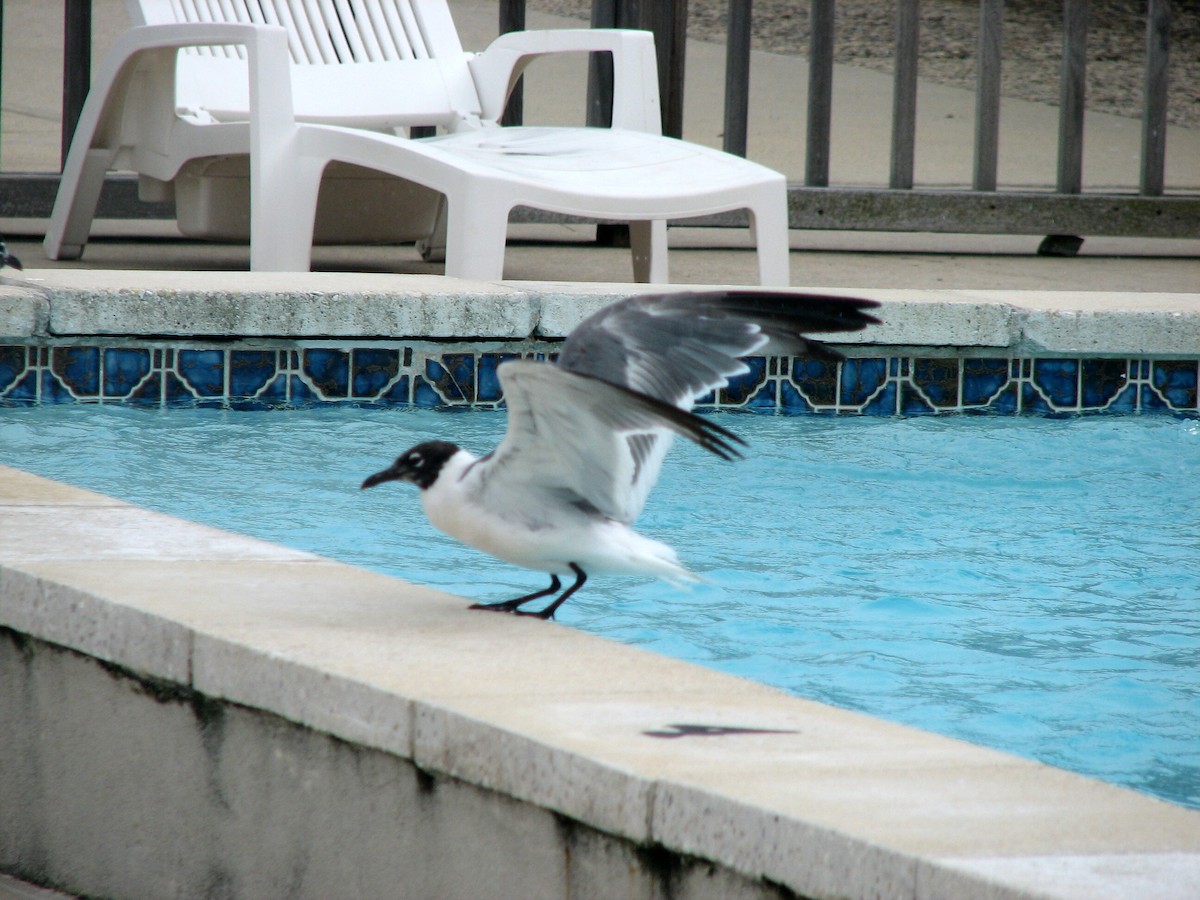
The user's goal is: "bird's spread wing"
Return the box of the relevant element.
[546,290,881,516]
[475,361,744,525]
[556,290,881,408]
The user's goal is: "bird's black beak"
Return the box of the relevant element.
[361,463,405,490]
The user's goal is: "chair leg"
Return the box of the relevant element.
[442,198,508,281]
[630,219,668,283]
[43,148,114,261]
[249,156,323,272]
[750,190,791,287]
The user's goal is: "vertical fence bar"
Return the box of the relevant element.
[1,0,6,169]
[806,0,835,187]
[642,0,688,138]
[723,0,751,156]
[587,0,618,126]
[62,0,92,167]
[671,0,690,139]
[973,0,1003,191]
[889,0,919,189]
[1140,0,1170,196]
[499,0,526,126]
[1056,0,1087,193]
[592,0,640,246]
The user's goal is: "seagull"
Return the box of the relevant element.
[361,290,880,619]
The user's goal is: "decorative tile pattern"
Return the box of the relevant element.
[1,343,1197,416]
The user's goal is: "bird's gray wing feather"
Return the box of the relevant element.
[548,290,880,513]
[556,290,881,408]
[477,361,742,524]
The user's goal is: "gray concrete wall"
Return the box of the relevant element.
[0,630,789,900]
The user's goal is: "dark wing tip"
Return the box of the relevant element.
[556,289,883,403]
[566,368,749,462]
[689,290,882,362]
[710,290,882,330]
[618,377,748,461]
[663,404,747,462]
[693,413,747,461]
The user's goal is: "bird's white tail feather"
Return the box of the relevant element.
[609,528,703,585]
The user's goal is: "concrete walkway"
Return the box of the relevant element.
[0,0,1197,291]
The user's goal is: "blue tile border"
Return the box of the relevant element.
[1,342,1197,416]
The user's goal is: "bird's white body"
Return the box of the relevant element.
[421,448,697,583]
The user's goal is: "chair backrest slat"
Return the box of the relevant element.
[306,1,348,64]
[269,2,323,64]
[394,0,431,59]
[341,0,387,61]
[129,0,478,130]
[133,0,440,64]
[362,0,404,60]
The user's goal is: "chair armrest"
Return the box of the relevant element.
[68,22,295,203]
[469,28,662,133]
[103,21,288,57]
[49,22,293,250]
[90,23,294,133]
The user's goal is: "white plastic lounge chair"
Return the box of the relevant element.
[44,1,790,285]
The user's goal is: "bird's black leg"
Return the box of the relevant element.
[469,575,562,614]
[521,564,587,621]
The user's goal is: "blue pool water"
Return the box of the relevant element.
[2,406,1198,809]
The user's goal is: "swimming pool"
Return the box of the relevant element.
[2,404,1197,810]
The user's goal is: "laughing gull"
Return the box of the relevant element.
[362,290,880,619]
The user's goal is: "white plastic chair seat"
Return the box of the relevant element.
[259,123,789,282]
[423,127,775,202]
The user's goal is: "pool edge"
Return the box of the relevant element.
[3,275,1199,415]
[3,272,1199,355]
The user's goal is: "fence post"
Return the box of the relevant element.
[641,0,688,138]
[62,0,92,168]
[587,0,618,126]
[499,0,526,126]
[805,0,834,187]
[890,0,920,189]
[1140,0,1170,196]
[1056,0,1087,194]
[973,0,1003,191]
[1037,0,1089,255]
[0,0,5,168]
[723,0,752,157]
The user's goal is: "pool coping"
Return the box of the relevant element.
[3,467,1200,900]
[2,269,1200,357]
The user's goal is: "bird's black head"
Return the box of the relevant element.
[361,441,461,491]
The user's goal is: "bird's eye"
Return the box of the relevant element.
[408,452,424,467]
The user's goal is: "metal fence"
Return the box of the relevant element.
[2,0,1197,245]
[570,0,1197,246]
